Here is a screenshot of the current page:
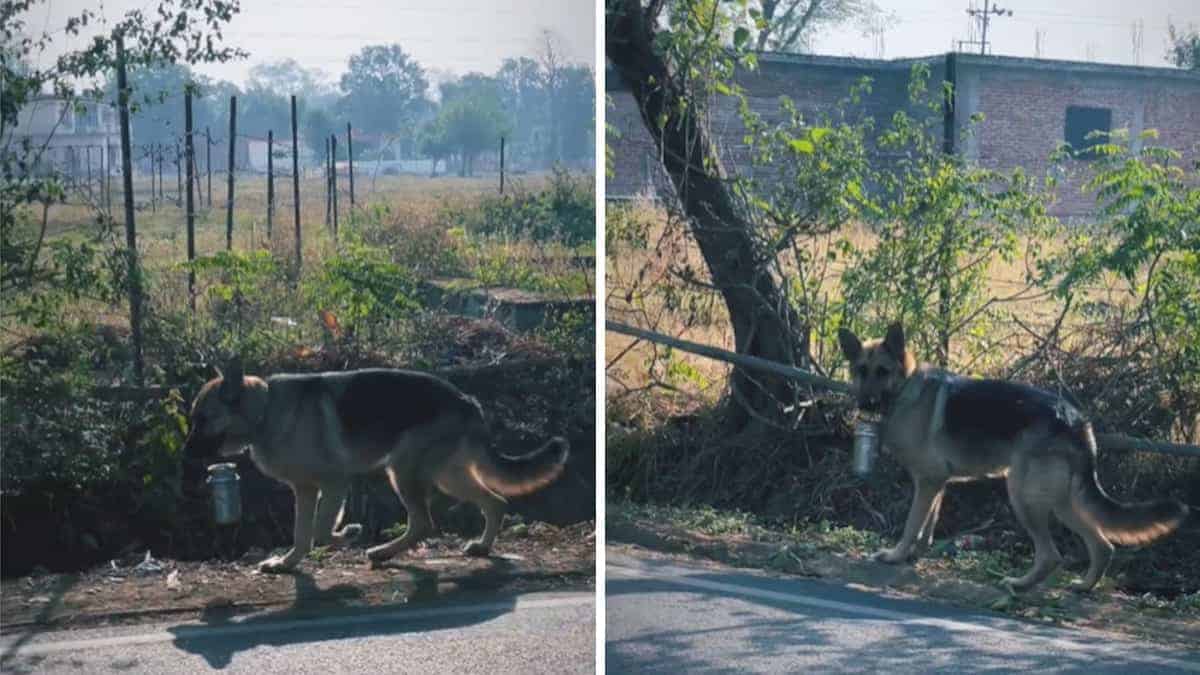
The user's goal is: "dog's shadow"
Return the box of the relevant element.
[167,556,519,669]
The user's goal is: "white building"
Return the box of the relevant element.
[246,135,315,174]
[8,96,122,177]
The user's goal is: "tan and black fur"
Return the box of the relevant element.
[838,322,1188,592]
[183,360,568,573]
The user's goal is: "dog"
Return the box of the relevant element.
[838,322,1188,591]
[182,360,569,573]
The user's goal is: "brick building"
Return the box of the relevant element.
[607,52,1200,218]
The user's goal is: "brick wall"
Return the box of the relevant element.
[608,53,1200,219]
[956,57,1200,217]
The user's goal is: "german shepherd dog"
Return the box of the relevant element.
[838,323,1188,591]
[183,360,569,573]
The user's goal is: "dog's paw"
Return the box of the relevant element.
[1068,580,1098,594]
[366,544,394,563]
[1001,576,1033,593]
[329,523,363,548]
[873,547,907,564]
[258,556,296,574]
[462,541,491,558]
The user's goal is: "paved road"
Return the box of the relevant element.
[0,590,593,674]
[607,548,1199,674]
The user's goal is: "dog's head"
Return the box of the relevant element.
[182,358,266,461]
[837,322,917,413]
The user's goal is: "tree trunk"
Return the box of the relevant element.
[607,1,805,431]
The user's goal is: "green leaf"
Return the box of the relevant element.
[789,138,814,154]
[733,27,750,49]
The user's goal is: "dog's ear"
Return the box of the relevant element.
[884,322,906,358]
[218,357,244,402]
[837,327,862,362]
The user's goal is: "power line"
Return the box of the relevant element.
[965,0,1013,56]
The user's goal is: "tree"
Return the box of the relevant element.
[237,85,290,138]
[2,0,242,350]
[1165,20,1200,70]
[338,44,429,137]
[558,64,595,162]
[418,118,452,176]
[497,56,546,163]
[730,0,887,53]
[302,106,336,162]
[435,75,509,177]
[248,58,337,106]
[537,30,569,164]
[607,0,805,431]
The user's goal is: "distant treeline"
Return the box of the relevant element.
[110,39,594,176]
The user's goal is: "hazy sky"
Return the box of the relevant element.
[813,0,1199,66]
[25,0,596,88]
[21,0,1200,89]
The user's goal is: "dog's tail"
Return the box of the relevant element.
[471,437,569,497]
[1074,423,1189,546]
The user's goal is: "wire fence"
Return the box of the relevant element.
[24,93,515,235]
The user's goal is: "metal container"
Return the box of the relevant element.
[852,421,880,478]
[206,463,242,525]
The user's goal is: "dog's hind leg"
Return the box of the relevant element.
[260,483,319,573]
[313,480,361,547]
[436,463,508,558]
[1003,457,1063,591]
[1055,496,1114,593]
[876,475,944,564]
[366,469,433,563]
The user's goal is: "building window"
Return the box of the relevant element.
[1064,106,1112,159]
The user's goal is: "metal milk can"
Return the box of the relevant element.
[852,420,880,478]
[206,462,242,525]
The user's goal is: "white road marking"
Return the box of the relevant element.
[0,594,592,659]
[608,556,1200,672]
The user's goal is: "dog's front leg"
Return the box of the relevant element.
[260,483,319,573]
[876,476,944,564]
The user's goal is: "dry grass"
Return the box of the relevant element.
[43,171,550,262]
[604,200,1140,423]
[5,170,586,350]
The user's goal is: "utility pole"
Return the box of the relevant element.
[966,0,1012,55]
[1131,19,1144,65]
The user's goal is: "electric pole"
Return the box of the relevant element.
[966,0,1012,55]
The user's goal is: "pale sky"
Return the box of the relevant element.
[24,0,596,88]
[813,0,1200,67]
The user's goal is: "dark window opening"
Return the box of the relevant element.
[1064,106,1112,159]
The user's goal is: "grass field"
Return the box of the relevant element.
[605,198,1140,418]
[10,169,593,344]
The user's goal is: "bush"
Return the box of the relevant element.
[444,166,595,246]
[303,232,423,339]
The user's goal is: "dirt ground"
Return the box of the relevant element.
[608,508,1199,651]
[0,521,594,633]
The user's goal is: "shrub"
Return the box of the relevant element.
[443,166,595,246]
